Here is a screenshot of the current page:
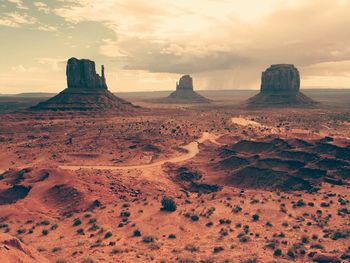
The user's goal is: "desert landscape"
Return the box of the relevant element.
[1,1,350,262]
[0,58,349,263]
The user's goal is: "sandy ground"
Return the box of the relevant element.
[0,102,349,263]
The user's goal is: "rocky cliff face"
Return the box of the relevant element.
[261,64,300,93]
[247,64,316,108]
[66,57,107,90]
[176,75,193,91]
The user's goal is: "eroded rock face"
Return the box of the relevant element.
[246,64,317,107]
[66,57,107,90]
[176,75,193,91]
[261,64,300,93]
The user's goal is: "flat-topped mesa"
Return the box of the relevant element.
[176,75,193,91]
[246,64,317,108]
[261,64,300,93]
[66,57,107,90]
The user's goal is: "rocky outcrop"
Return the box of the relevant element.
[66,57,107,90]
[176,75,193,91]
[247,64,316,108]
[163,75,211,104]
[31,57,137,111]
[261,64,300,93]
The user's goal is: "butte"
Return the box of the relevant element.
[247,64,317,108]
[162,75,211,104]
[32,57,136,111]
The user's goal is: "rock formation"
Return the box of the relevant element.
[163,75,211,103]
[32,57,136,111]
[247,64,316,107]
[176,75,194,92]
[66,58,108,90]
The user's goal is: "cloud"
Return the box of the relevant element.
[37,24,58,31]
[7,0,28,10]
[34,2,50,14]
[3,0,350,92]
[0,12,36,27]
[53,1,350,77]
[0,8,58,32]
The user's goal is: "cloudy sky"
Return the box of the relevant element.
[1,0,350,93]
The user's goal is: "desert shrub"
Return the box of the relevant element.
[206,222,213,227]
[88,223,99,231]
[133,229,141,237]
[287,249,295,259]
[104,231,112,239]
[143,235,155,243]
[185,244,199,252]
[239,235,250,243]
[88,218,96,224]
[120,211,130,217]
[52,247,62,253]
[73,218,81,227]
[40,220,50,226]
[213,246,224,253]
[295,199,305,207]
[42,229,49,236]
[301,235,309,244]
[191,215,199,221]
[219,219,231,225]
[311,243,324,249]
[274,248,282,256]
[252,214,259,221]
[160,197,177,212]
[332,229,350,240]
[111,248,121,254]
[17,228,26,234]
[232,205,242,213]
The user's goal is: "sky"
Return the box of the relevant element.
[1,0,350,93]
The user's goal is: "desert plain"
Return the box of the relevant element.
[0,90,349,263]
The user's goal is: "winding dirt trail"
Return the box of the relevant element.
[59,132,221,171]
[231,117,262,127]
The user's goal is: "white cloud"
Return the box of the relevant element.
[7,0,28,10]
[0,12,36,27]
[37,24,58,31]
[34,2,50,14]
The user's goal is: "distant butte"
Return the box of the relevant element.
[31,57,137,111]
[247,64,317,108]
[162,75,211,104]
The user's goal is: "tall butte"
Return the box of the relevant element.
[164,75,211,103]
[32,57,136,111]
[247,64,317,107]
